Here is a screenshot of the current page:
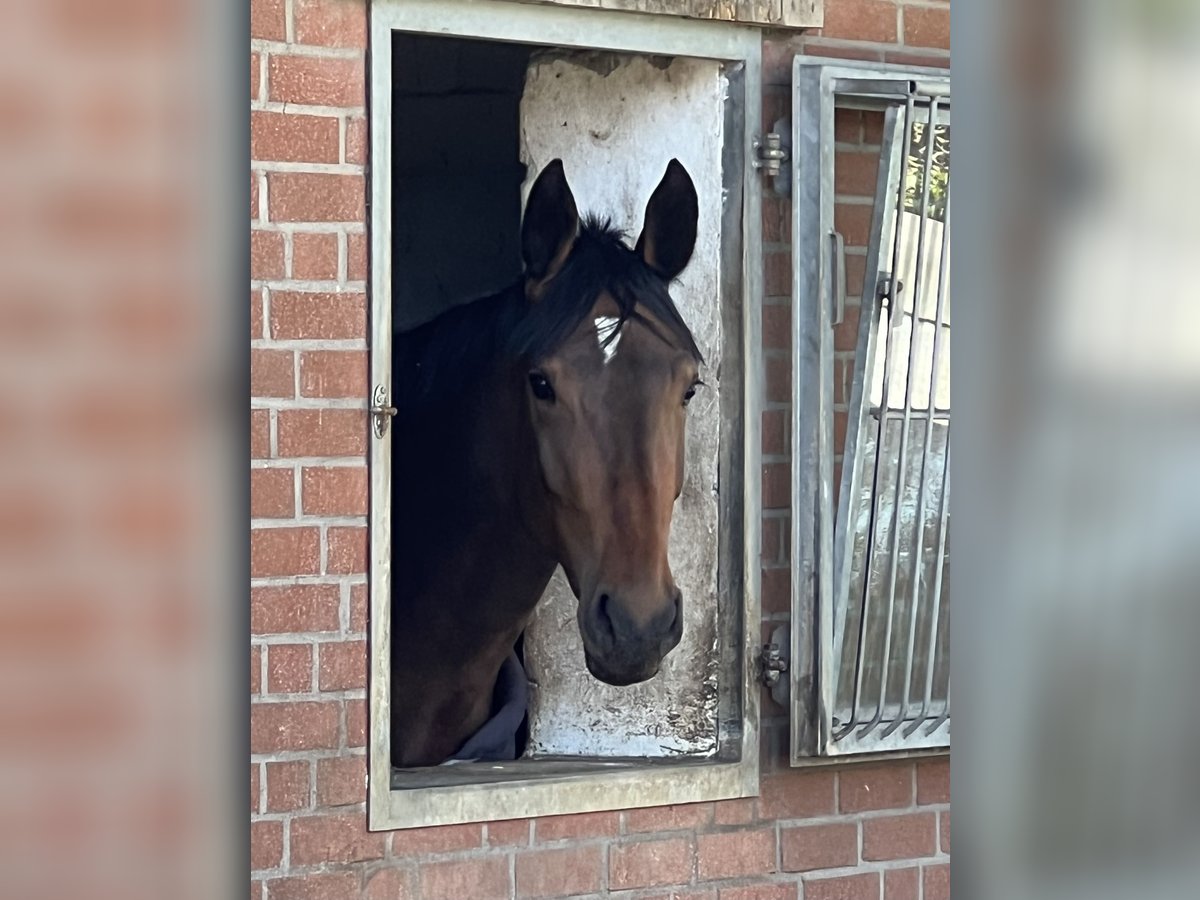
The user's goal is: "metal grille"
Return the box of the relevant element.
[831,97,951,754]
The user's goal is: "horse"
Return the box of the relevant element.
[390,158,704,767]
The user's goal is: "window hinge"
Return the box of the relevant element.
[753,121,791,196]
[758,625,790,707]
[371,384,397,438]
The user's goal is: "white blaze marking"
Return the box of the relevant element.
[594,316,621,365]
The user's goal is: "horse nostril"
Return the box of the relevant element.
[592,592,616,647]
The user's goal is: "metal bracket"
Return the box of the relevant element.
[370,384,397,438]
[758,625,790,707]
[753,121,791,196]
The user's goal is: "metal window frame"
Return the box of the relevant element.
[369,0,763,830]
[788,58,951,764]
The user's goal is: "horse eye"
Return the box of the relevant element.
[682,380,704,408]
[528,372,556,402]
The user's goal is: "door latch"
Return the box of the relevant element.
[753,120,791,196]
[370,384,397,438]
[758,626,790,707]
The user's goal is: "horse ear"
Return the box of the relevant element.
[521,159,580,287]
[635,159,698,282]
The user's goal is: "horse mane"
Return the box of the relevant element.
[395,216,703,408]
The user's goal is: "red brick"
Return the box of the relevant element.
[535,810,618,842]
[766,356,791,404]
[759,771,836,820]
[762,194,788,243]
[922,864,949,900]
[916,759,949,804]
[347,232,367,281]
[350,583,367,632]
[845,254,866,302]
[609,838,693,890]
[762,566,790,614]
[819,0,899,43]
[713,798,756,826]
[833,410,848,456]
[391,823,482,857]
[252,52,261,101]
[268,872,359,900]
[861,813,936,861]
[268,55,364,107]
[267,643,313,694]
[315,755,366,806]
[251,701,339,753]
[345,699,367,746]
[268,172,364,223]
[762,409,786,456]
[624,802,711,833]
[939,810,949,853]
[883,50,949,69]
[835,203,873,249]
[292,232,339,281]
[252,229,286,280]
[248,408,273,458]
[251,818,283,870]
[269,290,366,341]
[300,350,368,398]
[252,584,341,634]
[762,36,803,85]
[294,0,368,49]
[420,858,508,900]
[277,409,367,458]
[763,462,790,510]
[830,307,859,355]
[251,527,320,577]
[251,763,261,813]
[697,829,776,881]
[251,645,262,694]
[765,250,791,296]
[251,467,295,519]
[302,466,368,516]
[763,304,790,350]
[904,6,950,50]
[718,887,794,900]
[803,872,879,900]
[251,0,285,41]
[252,111,340,164]
[363,869,414,900]
[839,764,913,813]
[266,760,310,812]
[346,116,367,165]
[835,108,863,143]
[836,151,883,197]
[290,813,385,865]
[761,516,783,565]
[487,818,531,847]
[252,171,261,220]
[251,349,294,399]
[318,639,366,690]
[252,289,264,339]
[883,867,918,900]
[326,526,367,574]
[648,891,716,900]
[780,823,857,872]
[863,112,886,145]
[516,845,603,897]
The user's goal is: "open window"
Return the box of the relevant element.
[368,0,763,829]
[787,60,951,761]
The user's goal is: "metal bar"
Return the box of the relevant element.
[837,95,915,742]
[830,105,902,683]
[905,372,951,737]
[858,93,931,740]
[882,101,943,738]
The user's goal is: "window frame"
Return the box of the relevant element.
[368,0,764,831]
[788,58,951,765]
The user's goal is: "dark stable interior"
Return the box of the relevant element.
[391,32,535,331]
[391,33,540,758]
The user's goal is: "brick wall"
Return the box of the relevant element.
[250,1,949,897]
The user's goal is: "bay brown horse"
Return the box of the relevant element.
[391,159,704,767]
